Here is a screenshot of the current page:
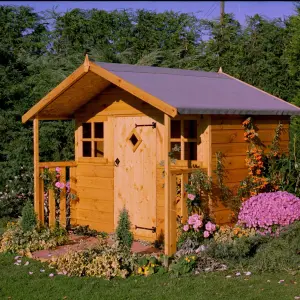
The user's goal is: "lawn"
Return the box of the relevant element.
[0,253,299,300]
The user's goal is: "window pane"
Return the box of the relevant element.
[184,120,197,139]
[94,141,104,157]
[184,142,197,160]
[82,123,91,138]
[94,122,104,139]
[83,141,92,157]
[171,142,181,160]
[171,120,181,138]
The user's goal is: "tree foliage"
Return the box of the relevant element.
[0,5,300,216]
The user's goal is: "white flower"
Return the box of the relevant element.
[49,273,54,277]
[40,269,45,273]
[244,271,251,276]
[278,280,285,284]
[29,272,33,275]
[24,261,29,266]
[14,256,21,260]
[226,275,232,278]
[17,259,22,263]
[236,272,241,276]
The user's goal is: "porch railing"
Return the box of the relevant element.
[38,161,77,228]
[170,168,195,224]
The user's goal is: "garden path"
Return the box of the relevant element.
[32,234,161,261]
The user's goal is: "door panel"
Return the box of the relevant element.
[114,116,157,240]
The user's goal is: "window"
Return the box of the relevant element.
[81,122,104,157]
[170,119,198,160]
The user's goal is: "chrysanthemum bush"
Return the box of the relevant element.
[238,191,300,235]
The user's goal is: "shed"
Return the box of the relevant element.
[22,56,300,254]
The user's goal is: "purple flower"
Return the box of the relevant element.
[238,191,300,233]
[55,167,61,173]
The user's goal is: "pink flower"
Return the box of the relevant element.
[55,182,61,188]
[203,231,210,238]
[187,194,196,201]
[205,221,216,232]
[55,167,61,173]
[183,225,189,232]
[55,182,65,189]
[194,219,202,229]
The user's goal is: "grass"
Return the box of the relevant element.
[0,253,300,300]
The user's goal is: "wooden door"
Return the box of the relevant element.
[114,116,157,240]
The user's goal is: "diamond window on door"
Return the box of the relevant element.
[127,128,142,152]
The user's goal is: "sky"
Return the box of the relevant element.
[0,1,297,23]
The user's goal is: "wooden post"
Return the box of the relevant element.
[59,167,66,227]
[207,120,213,216]
[69,166,77,225]
[181,173,188,223]
[39,177,44,225]
[48,167,56,227]
[164,114,176,256]
[33,118,41,222]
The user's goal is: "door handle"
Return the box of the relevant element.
[114,158,120,167]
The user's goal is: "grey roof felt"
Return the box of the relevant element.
[96,62,300,115]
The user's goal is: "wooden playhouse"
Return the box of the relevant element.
[22,56,300,254]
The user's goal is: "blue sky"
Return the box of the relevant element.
[0,1,297,23]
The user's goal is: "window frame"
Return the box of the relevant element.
[80,121,105,158]
[170,117,199,161]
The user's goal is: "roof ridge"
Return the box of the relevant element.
[97,62,230,79]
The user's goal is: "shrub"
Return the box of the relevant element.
[21,201,37,232]
[116,207,133,249]
[51,238,137,279]
[206,221,300,272]
[206,234,270,265]
[0,221,68,255]
[178,214,216,248]
[72,225,107,238]
[169,254,198,276]
[0,168,33,218]
[249,221,300,272]
[238,191,300,234]
[136,255,166,276]
[213,225,256,244]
